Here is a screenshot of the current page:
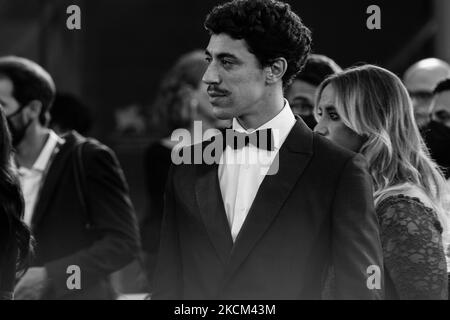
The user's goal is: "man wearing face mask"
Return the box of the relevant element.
[285,54,342,130]
[0,56,140,300]
[422,78,450,180]
[6,104,33,146]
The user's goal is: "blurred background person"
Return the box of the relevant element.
[315,65,449,299]
[0,106,33,300]
[285,54,342,129]
[49,93,93,136]
[425,80,450,279]
[403,58,450,129]
[140,50,229,292]
[0,56,140,300]
[421,78,450,181]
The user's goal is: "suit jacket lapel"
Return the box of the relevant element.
[223,118,314,284]
[195,141,233,265]
[31,140,73,229]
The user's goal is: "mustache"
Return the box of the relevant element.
[207,86,229,95]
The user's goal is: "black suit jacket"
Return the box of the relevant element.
[0,210,17,300]
[421,120,450,179]
[152,119,384,300]
[30,131,140,299]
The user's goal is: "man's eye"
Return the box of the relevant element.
[221,59,232,66]
[205,57,212,63]
[316,110,323,117]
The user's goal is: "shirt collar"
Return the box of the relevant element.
[232,99,296,150]
[32,130,64,172]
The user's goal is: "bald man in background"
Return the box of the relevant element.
[403,58,450,129]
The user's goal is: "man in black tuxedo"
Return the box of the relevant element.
[0,56,140,299]
[152,0,384,300]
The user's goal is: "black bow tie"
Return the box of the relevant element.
[227,128,274,151]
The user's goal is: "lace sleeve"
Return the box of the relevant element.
[377,195,448,300]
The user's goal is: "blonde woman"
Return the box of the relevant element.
[314,65,449,299]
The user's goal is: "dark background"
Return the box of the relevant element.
[0,0,435,137]
[0,0,442,293]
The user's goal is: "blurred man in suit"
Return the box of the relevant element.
[152,0,384,300]
[285,54,342,129]
[0,56,140,299]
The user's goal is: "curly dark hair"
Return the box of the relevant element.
[204,0,312,87]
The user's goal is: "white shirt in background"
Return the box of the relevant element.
[17,130,64,226]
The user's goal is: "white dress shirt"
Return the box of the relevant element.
[17,130,64,226]
[218,100,296,242]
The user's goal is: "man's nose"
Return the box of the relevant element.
[202,63,220,85]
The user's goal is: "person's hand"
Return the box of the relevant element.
[14,267,49,300]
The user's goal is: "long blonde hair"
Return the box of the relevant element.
[316,65,449,242]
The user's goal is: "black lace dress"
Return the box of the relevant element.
[376,194,448,299]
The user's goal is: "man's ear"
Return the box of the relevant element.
[23,100,42,121]
[265,57,288,85]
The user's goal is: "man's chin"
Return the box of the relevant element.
[212,106,234,120]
